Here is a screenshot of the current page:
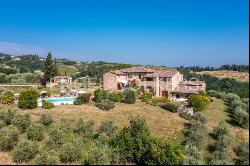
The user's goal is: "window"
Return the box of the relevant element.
[128,73,132,78]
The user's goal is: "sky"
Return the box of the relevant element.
[0,0,249,67]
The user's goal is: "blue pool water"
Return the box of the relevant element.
[47,97,76,103]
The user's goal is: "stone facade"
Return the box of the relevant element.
[103,66,206,98]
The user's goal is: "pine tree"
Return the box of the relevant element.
[42,52,58,83]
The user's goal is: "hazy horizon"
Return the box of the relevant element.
[0,0,249,67]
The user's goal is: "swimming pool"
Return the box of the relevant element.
[38,97,76,106]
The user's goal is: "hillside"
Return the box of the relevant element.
[195,70,249,82]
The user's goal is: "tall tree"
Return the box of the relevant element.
[42,52,58,83]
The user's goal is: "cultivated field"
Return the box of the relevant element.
[195,70,249,82]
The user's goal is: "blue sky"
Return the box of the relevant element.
[0,0,248,67]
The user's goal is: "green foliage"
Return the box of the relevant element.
[0,73,7,83]
[192,112,207,124]
[212,122,229,139]
[144,138,184,165]
[11,113,31,133]
[74,93,91,105]
[209,149,233,165]
[179,112,193,121]
[48,124,64,145]
[84,142,112,165]
[34,149,59,165]
[188,94,210,112]
[235,143,249,165]
[0,90,14,104]
[184,121,208,149]
[0,109,15,125]
[93,88,108,102]
[0,66,17,75]
[60,142,81,163]
[110,117,151,163]
[95,99,115,111]
[18,89,39,109]
[140,92,154,102]
[97,119,118,137]
[42,52,58,83]
[42,99,54,109]
[122,88,137,104]
[233,106,249,128]
[183,144,204,165]
[0,125,19,151]
[74,118,95,138]
[12,139,38,163]
[0,120,6,129]
[161,102,178,112]
[26,123,45,141]
[39,114,53,126]
[108,91,123,102]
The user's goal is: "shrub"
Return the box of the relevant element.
[84,142,112,165]
[95,99,115,111]
[212,122,229,139]
[74,118,95,137]
[12,139,38,163]
[34,149,59,165]
[184,121,208,149]
[122,88,137,104]
[0,91,14,104]
[93,88,108,102]
[0,120,6,129]
[97,119,117,137]
[60,142,81,163]
[161,102,178,112]
[39,114,53,126]
[140,92,154,102]
[110,117,151,163]
[144,138,184,165]
[179,112,193,121]
[233,106,249,128]
[183,144,204,165]
[42,100,54,109]
[192,112,207,124]
[0,109,15,125]
[0,125,19,151]
[27,123,45,141]
[48,124,64,145]
[18,89,39,109]
[80,93,91,103]
[108,91,123,102]
[209,149,233,165]
[73,98,82,105]
[188,94,210,112]
[235,143,249,165]
[11,113,31,133]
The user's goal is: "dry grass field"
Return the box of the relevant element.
[195,70,249,82]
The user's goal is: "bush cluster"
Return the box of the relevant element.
[95,99,115,111]
[0,91,14,104]
[93,89,108,102]
[188,93,210,112]
[11,113,31,133]
[122,88,137,104]
[74,118,95,137]
[0,125,19,151]
[0,109,15,125]
[12,139,38,163]
[42,99,54,109]
[34,149,59,165]
[18,89,39,109]
[74,93,91,105]
[108,91,123,102]
[161,102,178,112]
[39,114,53,126]
[60,142,81,163]
[140,92,154,102]
[26,123,45,141]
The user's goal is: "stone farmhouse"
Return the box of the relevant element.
[103,66,206,99]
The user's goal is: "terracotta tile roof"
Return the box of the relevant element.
[144,69,179,78]
[120,66,154,73]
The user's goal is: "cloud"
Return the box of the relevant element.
[0,41,49,57]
